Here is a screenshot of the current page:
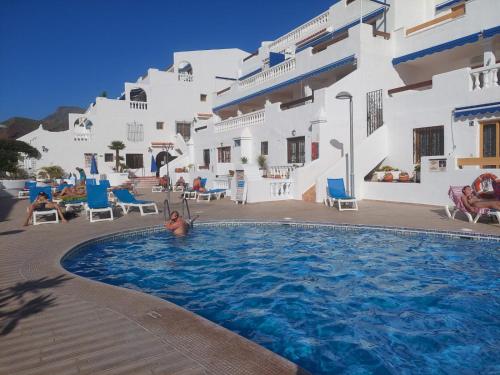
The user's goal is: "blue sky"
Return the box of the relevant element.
[0,0,333,120]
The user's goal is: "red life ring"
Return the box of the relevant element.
[473,173,497,193]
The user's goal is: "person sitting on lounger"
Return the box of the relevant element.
[175,176,186,189]
[24,191,68,226]
[164,210,189,236]
[461,185,500,213]
[192,177,206,193]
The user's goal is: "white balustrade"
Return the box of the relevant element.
[73,134,91,142]
[266,165,298,179]
[268,10,330,52]
[178,72,194,82]
[214,109,265,133]
[238,58,296,89]
[129,101,148,110]
[270,180,294,200]
[471,63,500,91]
[213,178,230,190]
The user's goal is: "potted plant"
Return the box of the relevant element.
[414,163,421,183]
[399,171,410,182]
[257,155,267,177]
[241,156,248,164]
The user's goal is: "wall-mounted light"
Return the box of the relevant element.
[42,146,49,152]
[469,120,475,127]
[291,130,296,136]
[148,147,153,153]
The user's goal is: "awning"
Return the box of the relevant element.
[483,25,500,39]
[213,54,356,112]
[453,101,500,119]
[393,32,480,65]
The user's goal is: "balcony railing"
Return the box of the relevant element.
[270,180,294,200]
[457,157,500,168]
[471,63,500,91]
[268,10,330,52]
[406,4,465,36]
[178,72,193,82]
[238,58,296,89]
[214,109,265,133]
[130,101,147,110]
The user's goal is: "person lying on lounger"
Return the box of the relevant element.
[56,185,86,198]
[164,210,190,236]
[24,192,68,226]
[461,185,500,213]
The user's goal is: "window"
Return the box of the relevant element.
[367,89,383,136]
[287,137,305,164]
[125,154,144,169]
[176,122,191,142]
[84,153,93,168]
[127,122,144,142]
[218,146,231,163]
[156,122,164,130]
[104,153,114,162]
[413,126,444,163]
[480,121,500,168]
[200,94,207,102]
[203,149,210,167]
[261,141,268,156]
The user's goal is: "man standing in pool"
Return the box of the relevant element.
[165,210,189,236]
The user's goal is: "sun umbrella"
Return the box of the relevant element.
[150,154,158,173]
[90,154,99,175]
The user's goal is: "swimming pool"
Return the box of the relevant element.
[63,223,500,375]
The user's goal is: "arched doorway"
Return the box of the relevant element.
[155,151,177,177]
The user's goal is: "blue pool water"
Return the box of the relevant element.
[63,224,500,375]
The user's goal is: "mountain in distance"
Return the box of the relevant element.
[0,106,85,140]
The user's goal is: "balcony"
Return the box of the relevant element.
[268,10,330,53]
[238,58,296,90]
[213,109,265,133]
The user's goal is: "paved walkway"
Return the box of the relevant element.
[0,191,498,375]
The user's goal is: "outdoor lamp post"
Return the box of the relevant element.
[335,91,355,198]
[163,144,174,189]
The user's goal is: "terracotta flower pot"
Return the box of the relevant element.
[399,174,410,182]
[383,173,393,182]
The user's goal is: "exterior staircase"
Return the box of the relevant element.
[131,176,159,189]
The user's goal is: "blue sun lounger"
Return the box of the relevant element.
[196,188,226,202]
[86,185,114,222]
[113,189,159,216]
[324,178,358,211]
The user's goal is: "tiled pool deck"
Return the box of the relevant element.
[1,190,498,375]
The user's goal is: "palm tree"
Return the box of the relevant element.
[108,141,126,171]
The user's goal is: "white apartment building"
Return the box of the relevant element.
[21,0,500,206]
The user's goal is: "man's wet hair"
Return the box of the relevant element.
[462,185,471,194]
[38,192,48,198]
[170,210,179,217]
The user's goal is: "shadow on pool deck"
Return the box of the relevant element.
[0,275,71,336]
